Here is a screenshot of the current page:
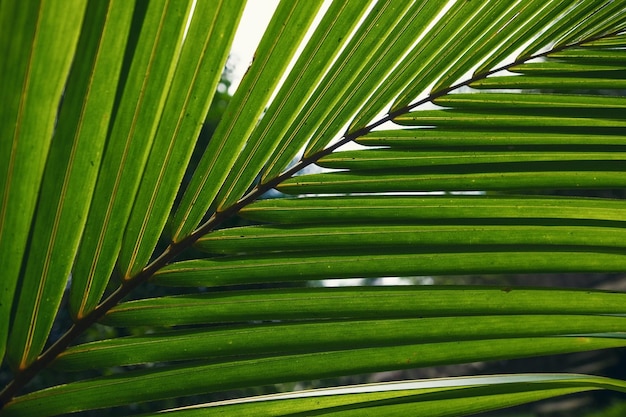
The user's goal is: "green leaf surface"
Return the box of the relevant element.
[4,338,626,417]
[276,167,626,195]
[216,0,371,210]
[385,0,489,113]
[152,250,626,288]
[239,196,626,225]
[154,374,626,417]
[5,0,134,370]
[516,1,609,60]
[471,75,626,90]
[429,1,525,92]
[2,2,626,416]
[349,0,475,129]
[554,1,626,48]
[55,315,626,371]
[394,109,626,128]
[117,0,245,278]
[509,61,626,76]
[302,1,449,156]
[154,388,592,417]
[472,1,574,75]
[434,93,626,109]
[196,224,626,255]
[583,33,626,47]
[548,48,626,64]
[317,150,626,170]
[356,129,626,147]
[171,0,323,241]
[69,0,193,319]
[261,0,445,180]
[0,0,85,363]
[102,286,626,327]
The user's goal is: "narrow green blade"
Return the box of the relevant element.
[394,109,626,128]
[391,0,500,111]
[117,0,245,278]
[276,167,626,195]
[471,75,626,90]
[516,1,609,60]
[157,374,626,417]
[554,2,626,47]
[102,286,626,327]
[196,224,626,255]
[510,61,626,74]
[302,1,448,157]
[70,0,193,319]
[473,1,573,75]
[152,250,626,288]
[215,0,371,210]
[239,196,626,225]
[261,1,444,181]
[548,47,626,64]
[356,129,626,147]
[318,150,626,170]
[5,0,134,370]
[4,338,626,416]
[55,315,626,371]
[0,0,85,363]
[434,93,626,109]
[170,0,323,241]
[347,0,471,132]
[583,33,626,47]
[430,1,522,91]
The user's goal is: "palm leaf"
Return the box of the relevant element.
[136,374,626,417]
[0,0,86,364]
[68,0,194,320]
[116,0,246,278]
[5,0,134,372]
[1,1,625,416]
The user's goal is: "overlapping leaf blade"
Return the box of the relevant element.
[516,1,613,60]
[471,75,626,89]
[2,2,626,416]
[196,224,626,255]
[318,149,626,169]
[215,0,372,210]
[472,1,574,75]
[261,0,446,180]
[277,168,626,194]
[153,251,626,288]
[155,374,626,417]
[391,0,508,106]
[0,0,86,364]
[434,93,626,109]
[301,1,447,157]
[509,61,626,74]
[279,43,626,194]
[356,129,626,147]
[69,0,193,319]
[117,0,245,278]
[4,337,626,417]
[102,286,626,327]
[239,195,626,224]
[583,32,626,47]
[553,0,626,47]
[170,0,324,241]
[348,0,479,131]
[54,314,626,371]
[5,0,135,370]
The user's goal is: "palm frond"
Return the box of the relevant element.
[1,1,625,416]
